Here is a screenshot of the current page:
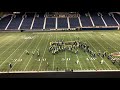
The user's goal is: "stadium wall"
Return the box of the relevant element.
[76,26,119,30]
[80,27,118,30]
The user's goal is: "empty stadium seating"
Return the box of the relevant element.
[102,12,118,26]
[0,15,12,29]
[0,12,119,30]
[20,13,34,29]
[32,13,44,30]
[113,13,120,25]
[57,18,68,28]
[80,13,93,27]
[90,12,105,26]
[69,17,80,28]
[7,14,23,29]
[45,18,56,29]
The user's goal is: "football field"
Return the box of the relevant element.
[0,30,120,72]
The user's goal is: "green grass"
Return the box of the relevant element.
[0,30,120,72]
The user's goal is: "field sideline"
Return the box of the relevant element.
[0,30,120,72]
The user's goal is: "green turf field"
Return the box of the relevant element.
[0,30,120,72]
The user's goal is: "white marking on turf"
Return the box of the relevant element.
[107,32,120,48]
[24,33,45,71]
[62,35,68,69]
[65,51,67,69]
[0,39,27,69]
[10,35,36,71]
[0,33,10,40]
[82,34,98,70]
[68,33,82,70]
[38,33,51,71]
[94,32,118,70]
[52,52,55,70]
[0,34,15,49]
[0,34,21,57]
[52,32,57,70]
[0,35,24,68]
[77,33,96,70]
[86,33,111,70]
[98,32,118,51]
[82,33,105,70]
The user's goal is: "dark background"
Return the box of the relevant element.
[0,0,120,11]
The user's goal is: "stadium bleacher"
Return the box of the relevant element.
[57,18,68,29]
[20,13,35,29]
[45,17,56,29]
[32,13,44,30]
[0,12,119,30]
[80,12,93,27]
[0,15,12,29]
[69,17,80,28]
[113,13,120,25]
[7,14,23,29]
[90,12,105,26]
[102,12,118,26]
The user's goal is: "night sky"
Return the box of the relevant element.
[0,0,119,11]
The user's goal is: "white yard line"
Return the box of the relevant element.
[105,33,120,48]
[38,34,51,71]
[62,35,68,69]
[0,34,16,49]
[112,32,120,40]
[23,56,33,71]
[95,32,120,58]
[81,33,97,70]
[0,33,10,39]
[97,32,118,52]
[86,33,111,70]
[90,60,97,70]
[53,55,55,70]
[65,50,67,69]
[76,54,82,70]
[52,33,57,70]
[10,35,36,71]
[93,34,118,70]
[0,34,22,58]
[24,33,45,71]
[0,39,27,68]
[68,33,82,70]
